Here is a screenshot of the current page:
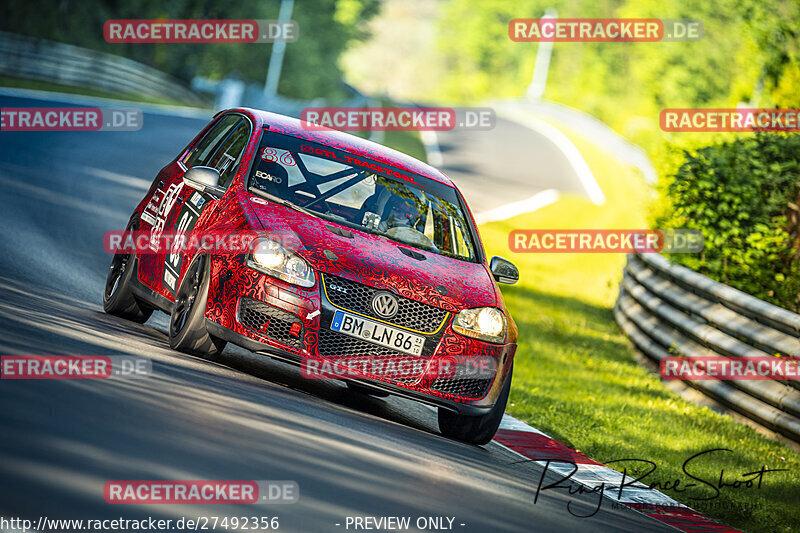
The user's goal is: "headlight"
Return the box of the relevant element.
[453,307,507,344]
[247,239,315,288]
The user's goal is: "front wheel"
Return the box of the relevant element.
[169,255,227,358]
[437,364,512,445]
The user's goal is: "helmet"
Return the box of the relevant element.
[384,195,421,229]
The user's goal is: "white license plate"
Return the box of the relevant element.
[330,310,425,356]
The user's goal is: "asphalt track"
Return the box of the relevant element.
[0,92,674,532]
[433,110,587,214]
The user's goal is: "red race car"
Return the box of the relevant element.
[103,108,519,444]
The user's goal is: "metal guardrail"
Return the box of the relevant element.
[0,31,209,106]
[615,252,800,443]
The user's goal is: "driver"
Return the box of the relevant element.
[380,195,422,231]
[378,194,437,250]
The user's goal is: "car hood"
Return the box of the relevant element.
[243,195,497,311]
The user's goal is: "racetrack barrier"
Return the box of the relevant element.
[615,252,800,443]
[0,31,209,106]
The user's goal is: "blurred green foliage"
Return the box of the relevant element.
[658,134,800,310]
[1,0,380,100]
[437,0,800,125]
[439,0,800,309]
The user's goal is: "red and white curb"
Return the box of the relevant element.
[493,414,742,532]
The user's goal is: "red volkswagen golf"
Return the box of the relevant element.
[103,108,519,444]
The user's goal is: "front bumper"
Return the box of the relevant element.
[204,255,516,414]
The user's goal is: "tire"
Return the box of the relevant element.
[437,364,512,445]
[103,251,153,323]
[346,382,390,397]
[168,255,227,357]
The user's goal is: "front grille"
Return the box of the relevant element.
[430,377,493,398]
[317,328,424,382]
[238,298,303,349]
[322,274,448,334]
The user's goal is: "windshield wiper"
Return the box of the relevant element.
[250,189,322,218]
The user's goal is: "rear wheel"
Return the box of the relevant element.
[103,251,153,323]
[169,255,227,357]
[437,364,512,445]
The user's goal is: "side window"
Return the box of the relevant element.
[208,122,250,189]
[184,115,240,168]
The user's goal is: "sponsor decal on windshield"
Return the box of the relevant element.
[298,143,418,184]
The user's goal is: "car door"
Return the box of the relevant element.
[161,117,252,296]
[137,114,249,298]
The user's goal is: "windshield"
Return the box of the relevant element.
[248,131,478,262]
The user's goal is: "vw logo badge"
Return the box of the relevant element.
[371,292,399,319]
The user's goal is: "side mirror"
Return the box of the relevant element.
[490,256,519,285]
[183,166,225,199]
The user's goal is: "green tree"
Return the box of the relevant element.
[1,0,380,100]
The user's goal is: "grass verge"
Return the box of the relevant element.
[479,125,800,533]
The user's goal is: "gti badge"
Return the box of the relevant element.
[371,292,399,319]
